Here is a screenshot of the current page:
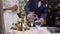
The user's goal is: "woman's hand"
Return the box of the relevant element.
[11,5,18,11]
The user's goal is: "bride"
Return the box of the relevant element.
[3,0,20,34]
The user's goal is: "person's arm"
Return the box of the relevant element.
[41,0,48,19]
[24,0,32,13]
[39,8,47,24]
[3,7,12,11]
[41,8,48,19]
[3,5,18,11]
[40,0,48,24]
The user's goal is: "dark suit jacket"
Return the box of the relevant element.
[24,0,48,19]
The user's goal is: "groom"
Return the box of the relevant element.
[24,0,48,25]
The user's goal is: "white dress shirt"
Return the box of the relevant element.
[38,1,42,7]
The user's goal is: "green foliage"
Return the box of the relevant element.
[17,0,28,18]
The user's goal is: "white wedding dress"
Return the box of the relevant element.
[3,0,20,34]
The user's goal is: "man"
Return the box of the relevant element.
[3,0,19,34]
[24,0,48,24]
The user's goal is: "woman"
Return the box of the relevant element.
[24,0,48,25]
[3,0,20,34]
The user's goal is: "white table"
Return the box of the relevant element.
[9,27,51,34]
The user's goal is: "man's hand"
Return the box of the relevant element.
[27,12,34,21]
[27,13,34,20]
[39,18,44,25]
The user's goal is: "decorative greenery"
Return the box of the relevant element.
[19,0,28,11]
[17,0,28,18]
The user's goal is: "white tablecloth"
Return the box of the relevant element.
[9,27,51,34]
